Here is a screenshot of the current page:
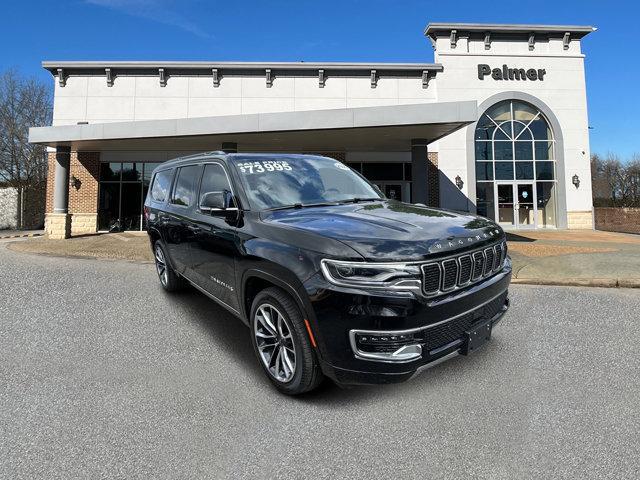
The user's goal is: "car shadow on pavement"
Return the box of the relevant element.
[165,286,489,403]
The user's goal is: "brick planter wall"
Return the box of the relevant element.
[595,207,640,234]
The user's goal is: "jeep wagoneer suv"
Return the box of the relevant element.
[145,152,511,395]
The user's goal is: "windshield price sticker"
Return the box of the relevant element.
[237,161,292,174]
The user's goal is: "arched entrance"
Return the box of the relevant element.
[473,99,559,229]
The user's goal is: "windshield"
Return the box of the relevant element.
[232,155,383,210]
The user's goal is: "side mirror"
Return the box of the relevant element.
[200,190,234,213]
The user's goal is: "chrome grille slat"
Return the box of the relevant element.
[471,251,485,281]
[441,259,458,291]
[458,255,472,285]
[421,240,507,298]
[493,244,502,270]
[483,248,495,276]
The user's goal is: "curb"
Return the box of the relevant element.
[0,232,44,240]
[512,277,640,288]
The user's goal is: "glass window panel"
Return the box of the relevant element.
[100,162,121,181]
[513,101,538,121]
[150,169,173,202]
[120,183,142,230]
[494,122,512,140]
[485,102,511,122]
[403,163,412,181]
[98,183,120,230]
[536,162,555,180]
[362,162,404,181]
[514,141,534,160]
[199,163,235,208]
[475,141,492,161]
[121,163,141,181]
[536,182,557,228]
[535,141,554,160]
[495,162,514,180]
[475,114,497,140]
[515,162,534,180]
[494,142,513,160]
[513,122,533,140]
[476,162,494,180]
[143,163,162,184]
[170,165,201,207]
[529,118,551,140]
[475,183,495,220]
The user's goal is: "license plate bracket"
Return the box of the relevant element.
[461,320,492,355]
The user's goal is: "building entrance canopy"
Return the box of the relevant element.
[29,101,476,151]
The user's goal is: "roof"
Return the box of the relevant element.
[424,22,596,39]
[42,61,443,76]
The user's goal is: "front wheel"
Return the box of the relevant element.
[250,287,324,395]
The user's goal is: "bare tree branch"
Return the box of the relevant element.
[0,69,53,188]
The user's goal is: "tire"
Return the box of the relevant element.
[153,241,186,292]
[250,287,324,395]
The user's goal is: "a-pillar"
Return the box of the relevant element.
[46,146,72,239]
[411,139,429,205]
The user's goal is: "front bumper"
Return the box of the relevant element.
[304,260,512,386]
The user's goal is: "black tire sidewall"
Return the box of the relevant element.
[249,288,317,394]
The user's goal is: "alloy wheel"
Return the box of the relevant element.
[254,303,297,383]
[155,245,168,286]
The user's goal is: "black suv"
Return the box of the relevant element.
[145,152,511,395]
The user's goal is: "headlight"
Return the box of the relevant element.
[320,259,422,292]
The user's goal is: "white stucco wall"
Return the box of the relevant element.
[52,74,437,126]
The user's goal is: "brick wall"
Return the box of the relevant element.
[595,207,640,234]
[45,151,100,214]
[567,210,594,229]
[427,152,439,208]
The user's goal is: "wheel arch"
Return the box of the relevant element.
[241,269,310,327]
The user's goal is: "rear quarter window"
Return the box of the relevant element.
[150,170,173,202]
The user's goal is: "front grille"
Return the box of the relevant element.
[421,241,507,297]
[418,291,508,353]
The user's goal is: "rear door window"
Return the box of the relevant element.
[150,170,173,202]
[170,165,201,207]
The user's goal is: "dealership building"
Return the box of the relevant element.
[29,22,596,238]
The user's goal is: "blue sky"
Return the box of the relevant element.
[1,0,637,158]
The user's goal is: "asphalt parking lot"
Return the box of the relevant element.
[1,240,638,479]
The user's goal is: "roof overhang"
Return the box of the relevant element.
[28,101,477,151]
[424,22,596,41]
[42,61,443,77]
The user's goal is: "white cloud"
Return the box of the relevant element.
[86,0,213,39]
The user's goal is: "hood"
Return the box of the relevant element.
[260,200,504,262]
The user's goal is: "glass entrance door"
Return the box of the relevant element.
[496,184,515,227]
[516,183,535,229]
[494,182,537,229]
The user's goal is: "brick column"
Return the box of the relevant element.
[68,152,100,235]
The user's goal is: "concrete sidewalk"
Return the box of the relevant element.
[6,229,640,288]
[507,230,640,287]
[0,229,44,239]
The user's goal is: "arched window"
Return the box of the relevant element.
[475,100,557,228]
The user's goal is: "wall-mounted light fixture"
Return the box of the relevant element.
[455,175,464,190]
[572,174,580,188]
[71,175,81,190]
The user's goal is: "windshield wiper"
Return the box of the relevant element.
[268,202,338,211]
[337,197,381,204]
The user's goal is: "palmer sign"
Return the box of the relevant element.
[478,64,546,81]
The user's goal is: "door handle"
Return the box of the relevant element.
[186,225,201,233]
